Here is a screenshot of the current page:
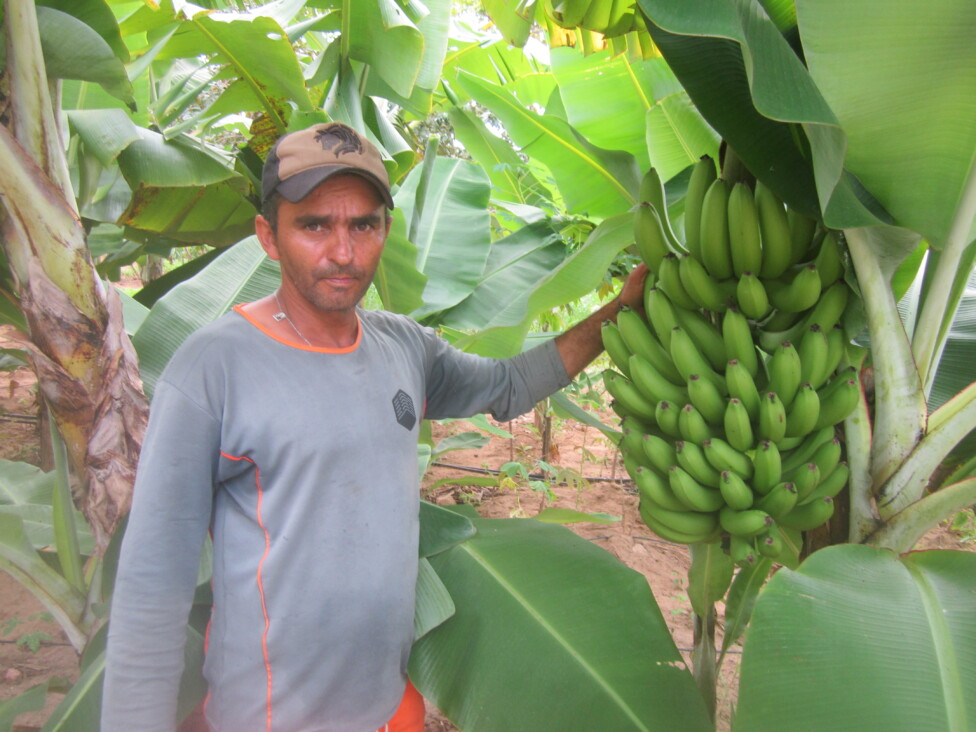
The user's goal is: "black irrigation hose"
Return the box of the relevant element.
[430,461,633,485]
[0,412,39,425]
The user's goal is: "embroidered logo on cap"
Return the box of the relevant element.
[314,125,364,158]
[392,389,416,431]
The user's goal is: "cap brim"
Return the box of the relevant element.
[275,165,394,209]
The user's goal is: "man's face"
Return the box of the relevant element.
[256,174,390,314]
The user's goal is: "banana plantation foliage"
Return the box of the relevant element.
[0,0,974,729]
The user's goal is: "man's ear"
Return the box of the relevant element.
[255,215,280,261]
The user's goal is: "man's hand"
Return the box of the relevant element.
[617,262,649,314]
[553,262,651,380]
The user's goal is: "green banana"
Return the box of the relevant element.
[668,465,725,512]
[762,307,806,332]
[757,525,786,560]
[617,308,685,385]
[809,437,842,480]
[629,354,689,406]
[623,451,642,482]
[729,534,758,567]
[719,506,773,538]
[800,461,849,505]
[673,306,728,372]
[639,501,721,544]
[642,432,678,475]
[703,437,754,480]
[779,496,835,531]
[670,326,723,387]
[725,358,761,421]
[780,426,836,473]
[658,253,700,310]
[603,370,657,422]
[751,439,783,495]
[756,181,793,279]
[767,264,822,313]
[724,397,755,452]
[757,391,787,443]
[719,469,754,510]
[683,156,718,260]
[785,462,821,501]
[654,399,682,438]
[728,182,763,276]
[804,281,850,332]
[735,271,771,320]
[687,373,727,425]
[634,465,687,513]
[766,341,803,408]
[676,440,721,488]
[699,178,734,280]
[722,307,760,377]
[814,374,860,430]
[619,424,648,462]
[823,325,848,383]
[813,232,843,289]
[644,287,679,350]
[679,253,729,312]
[678,403,714,445]
[601,320,633,378]
[798,324,830,388]
[784,382,821,439]
[633,202,671,273]
[788,208,819,264]
[756,481,798,520]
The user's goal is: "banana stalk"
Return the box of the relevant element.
[868,477,976,554]
[912,160,976,395]
[843,227,927,495]
[877,382,976,520]
[0,0,149,552]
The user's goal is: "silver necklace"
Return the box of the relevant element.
[272,291,312,346]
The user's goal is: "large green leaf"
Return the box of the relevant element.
[32,6,133,103]
[344,0,424,99]
[796,0,976,250]
[736,545,976,731]
[132,237,279,396]
[645,91,721,182]
[0,513,87,651]
[446,106,552,208]
[550,47,685,172]
[480,0,534,47]
[362,0,452,116]
[454,213,633,357]
[410,517,713,731]
[39,0,129,63]
[0,459,92,554]
[394,157,493,320]
[438,220,566,331]
[373,212,427,316]
[458,70,640,220]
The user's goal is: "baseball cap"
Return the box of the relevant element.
[262,122,394,209]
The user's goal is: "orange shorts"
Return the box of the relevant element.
[376,680,425,732]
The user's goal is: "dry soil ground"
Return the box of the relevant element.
[0,351,971,731]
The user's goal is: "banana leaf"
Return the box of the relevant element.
[736,544,976,731]
[394,157,493,320]
[550,46,685,173]
[458,70,640,221]
[410,517,713,731]
[132,237,279,396]
[453,213,633,357]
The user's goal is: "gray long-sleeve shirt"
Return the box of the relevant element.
[102,305,570,732]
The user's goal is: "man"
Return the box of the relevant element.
[102,121,647,732]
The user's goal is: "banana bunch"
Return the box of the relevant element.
[608,160,860,564]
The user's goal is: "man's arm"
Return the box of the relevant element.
[554,263,649,380]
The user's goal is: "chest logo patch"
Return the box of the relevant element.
[392,390,416,431]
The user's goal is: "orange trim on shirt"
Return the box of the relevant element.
[219,452,274,732]
[233,302,361,354]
